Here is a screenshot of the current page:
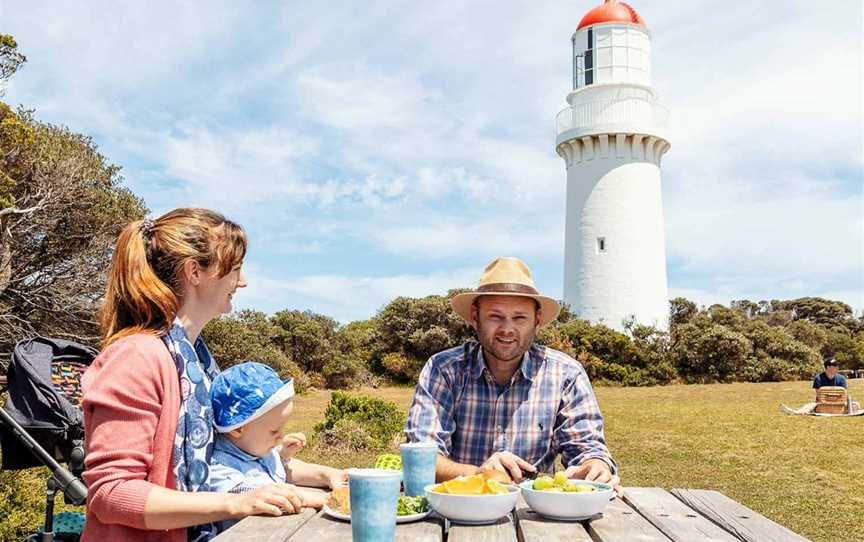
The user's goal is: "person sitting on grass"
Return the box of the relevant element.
[208,361,347,531]
[812,358,848,391]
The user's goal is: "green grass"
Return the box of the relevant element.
[1,381,860,542]
[287,381,863,542]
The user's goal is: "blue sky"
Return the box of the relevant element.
[2,0,862,322]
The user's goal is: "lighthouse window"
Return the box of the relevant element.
[597,237,606,253]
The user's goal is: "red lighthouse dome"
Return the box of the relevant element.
[577,0,647,30]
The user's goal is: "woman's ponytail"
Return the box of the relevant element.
[100,220,179,346]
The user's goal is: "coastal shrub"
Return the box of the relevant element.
[313,392,405,450]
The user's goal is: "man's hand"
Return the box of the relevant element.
[565,458,622,497]
[279,433,307,461]
[480,451,536,482]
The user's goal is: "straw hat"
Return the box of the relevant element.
[451,257,561,327]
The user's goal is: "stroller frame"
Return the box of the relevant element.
[0,336,91,542]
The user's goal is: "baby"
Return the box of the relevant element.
[208,361,346,530]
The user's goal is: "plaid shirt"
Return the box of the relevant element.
[404,342,616,474]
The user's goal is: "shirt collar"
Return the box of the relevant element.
[214,434,261,462]
[470,343,542,382]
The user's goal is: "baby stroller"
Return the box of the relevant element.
[0,337,94,542]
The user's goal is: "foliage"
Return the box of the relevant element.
[0,62,145,362]
[672,317,752,383]
[202,310,309,393]
[669,297,698,328]
[271,309,340,374]
[312,392,405,452]
[0,34,26,94]
[373,291,473,380]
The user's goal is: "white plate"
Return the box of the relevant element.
[322,505,432,524]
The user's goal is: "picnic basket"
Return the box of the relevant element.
[815,386,847,414]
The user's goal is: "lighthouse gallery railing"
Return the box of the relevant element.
[555,97,669,138]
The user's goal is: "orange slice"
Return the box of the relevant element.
[442,474,486,495]
[486,479,509,495]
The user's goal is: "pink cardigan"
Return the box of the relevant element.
[81,333,185,542]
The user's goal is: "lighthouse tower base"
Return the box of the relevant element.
[559,133,669,331]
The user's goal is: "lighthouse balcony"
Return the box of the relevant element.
[555,96,668,146]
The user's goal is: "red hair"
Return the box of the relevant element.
[100,208,247,347]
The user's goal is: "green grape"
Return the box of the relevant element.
[533,476,554,490]
[553,471,569,488]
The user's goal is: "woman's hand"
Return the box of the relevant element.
[279,433,307,461]
[226,484,305,519]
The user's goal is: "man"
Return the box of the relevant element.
[404,257,618,489]
[813,358,848,390]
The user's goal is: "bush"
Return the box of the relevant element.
[741,320,821,381]
[313,392,405,451]
[312,418,380,458]
[672,320,752,383]
[322,354,368,390]
[380,352,425,381]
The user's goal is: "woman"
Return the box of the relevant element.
[82,208,305,542]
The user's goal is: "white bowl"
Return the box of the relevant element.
[519,479,614,521]
[424,483,520,524]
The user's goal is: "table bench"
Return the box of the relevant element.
[213,487,810,542]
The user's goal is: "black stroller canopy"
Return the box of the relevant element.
[1,337,97,470]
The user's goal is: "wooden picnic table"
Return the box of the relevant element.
[213,486,810,542]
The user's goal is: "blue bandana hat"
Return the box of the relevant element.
[211,362,295,433]
[163,319,221,542]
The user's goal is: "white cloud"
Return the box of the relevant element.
[235,266,478,322]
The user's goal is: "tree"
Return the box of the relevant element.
[0,35,26,95]
[740,320,821,382]
[0,100,145,359]
[374,292,474,380]
[775,297,856,329]
[202,310,308,391]
[271,309,339,373]
[669,297,698,329]
[672,318,752,383]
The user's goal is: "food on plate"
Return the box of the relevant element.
[396,495,428,516]
[481,469,513,484]
[374,453,402,471]
[532,471,597,493]
[326,487,428,517]
[327,486,351,514]
[429,474,510,495]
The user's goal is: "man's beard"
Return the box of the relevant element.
[477,322,535,363]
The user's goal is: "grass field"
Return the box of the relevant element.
[285,380,863,542]
[1,380,861,542]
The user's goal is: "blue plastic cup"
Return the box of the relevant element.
[347,468,401,542]
[400,441,438,497]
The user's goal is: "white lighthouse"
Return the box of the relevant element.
[556,0,670,331]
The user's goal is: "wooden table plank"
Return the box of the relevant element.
[585,497,673,542]
[212,508,317,542]
[289,511,443,542]
[624,488,739,542]
[671,489,812,542]
[447,515,519,542]
[514,495,593,541]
